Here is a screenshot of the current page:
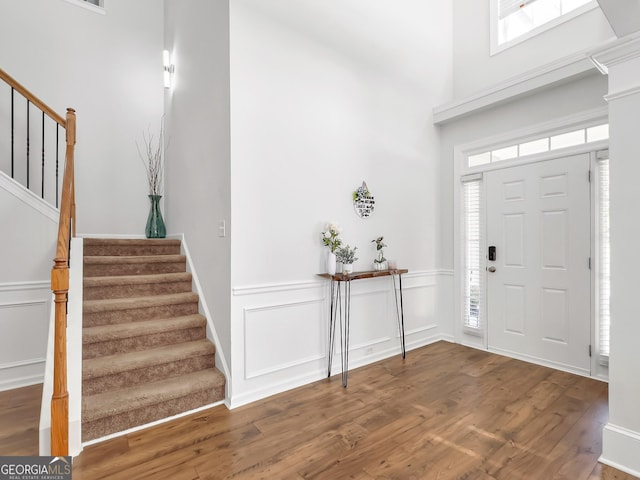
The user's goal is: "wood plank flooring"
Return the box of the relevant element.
[0,383,42,456]
[2,342,638,479]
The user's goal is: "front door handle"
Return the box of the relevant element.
[488,266,496,273]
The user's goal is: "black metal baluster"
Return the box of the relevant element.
[41,111,45,199]
[11,88,14,178]
[56,125,59,208]
[26,100,30,189]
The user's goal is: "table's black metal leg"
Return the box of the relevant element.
[328,280,338,378]
[392,273,406,359]
[342,280,351,387]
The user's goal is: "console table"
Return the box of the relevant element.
[317,268,408,387]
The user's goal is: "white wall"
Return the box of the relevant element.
[0,177,56,389]
[228,0,453,405]
[453,0,614,99]
[164,0,232,371]
[0,0,165,235]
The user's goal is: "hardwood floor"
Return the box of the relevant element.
[0,383,42,456]
[2,342,638,479]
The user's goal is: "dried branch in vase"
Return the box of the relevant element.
[136,119,166,196]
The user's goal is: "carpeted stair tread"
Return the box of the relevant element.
[84,254,185,266]
[83,339,215,380]
[83,272,193,300]
[84,272,192,288]
[84,238,182,247]
[82,368,225,423]
[83,254,187,277]
[83,292,199,314]
[83,314,206,344]
[83,238,182,257]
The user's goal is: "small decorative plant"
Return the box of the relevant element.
[372,236,387,264]
[371,236,387,270]
[335,244,358,265]
[137,120,165,196]
[321,222,343,253]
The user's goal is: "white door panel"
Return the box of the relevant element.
[486,154,591,373]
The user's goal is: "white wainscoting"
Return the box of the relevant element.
[0,281,51,391]
[229,270,452,407]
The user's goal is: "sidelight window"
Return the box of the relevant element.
[462,176,483,331]
[597,156,610,364]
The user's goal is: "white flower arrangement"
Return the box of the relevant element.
[321,222,343,253]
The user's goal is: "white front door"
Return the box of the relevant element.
[486,154,591,374]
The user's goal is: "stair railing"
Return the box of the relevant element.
[0,68,75,456]
[0,68,68,207]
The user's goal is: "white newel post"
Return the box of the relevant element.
[591,32,640,478]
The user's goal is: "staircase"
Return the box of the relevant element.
[81,238,225,442]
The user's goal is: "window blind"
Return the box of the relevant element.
[463,179,483,330]
[499,0,537,19]
[598,159,610,361]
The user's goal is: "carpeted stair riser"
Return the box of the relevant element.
[81,387,223,442]
[83,275,193,301]
[83,239,181,257]
[84,255,187,277]
[84,295,199,327]
[83,355,215,396]
[83,325,206,359]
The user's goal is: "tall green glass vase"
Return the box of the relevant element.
[145,194,166,238]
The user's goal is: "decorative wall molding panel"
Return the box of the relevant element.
[0,281,51,391]
[243,297,325,380]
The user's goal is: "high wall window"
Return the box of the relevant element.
[492,0,597,53]
[64,0,105,11]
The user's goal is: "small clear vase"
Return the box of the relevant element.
[145,194,166,238]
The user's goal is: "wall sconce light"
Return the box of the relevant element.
[163,50,175,89]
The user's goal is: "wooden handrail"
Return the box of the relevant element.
[50,107,76,456]
[0,68,66,127]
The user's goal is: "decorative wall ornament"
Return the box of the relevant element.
[353,181,375,218]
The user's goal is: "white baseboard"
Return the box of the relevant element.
[0,370,43,391]
[488,345,592,379]
[601,423,640,478]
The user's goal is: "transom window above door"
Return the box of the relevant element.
[467,123,608,168]
[491,0,598,54]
